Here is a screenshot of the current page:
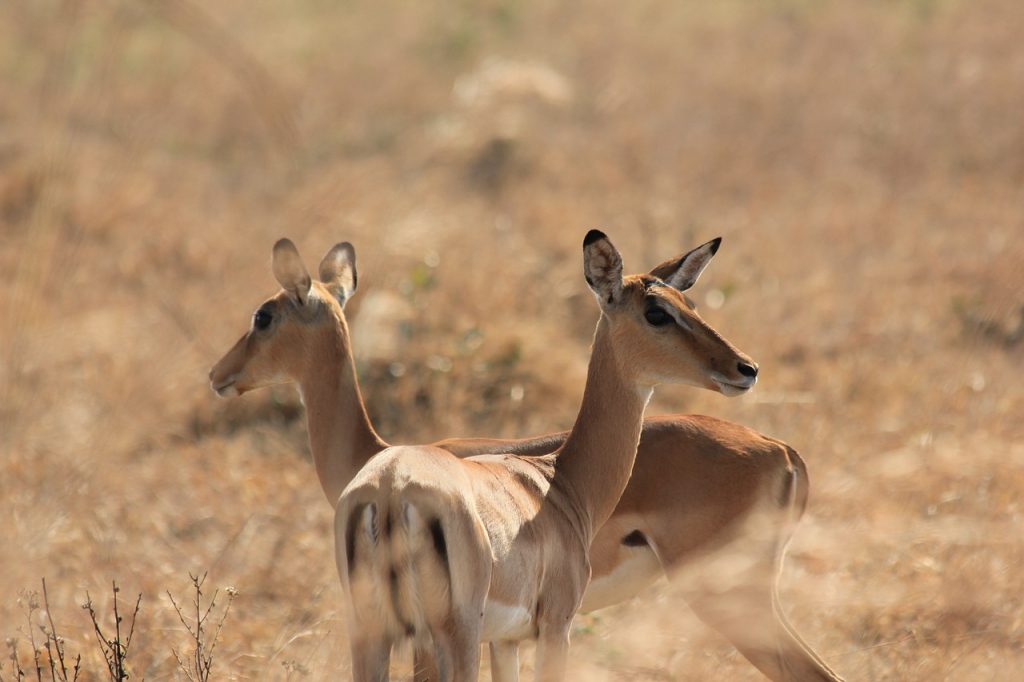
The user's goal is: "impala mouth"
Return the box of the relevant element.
[711,373,756,396]
[211,375,240,398]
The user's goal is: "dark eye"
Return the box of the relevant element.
[253,309,273,330]
[644,307,670,327]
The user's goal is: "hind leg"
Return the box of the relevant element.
[413,645,440,682]
[770,583,845,681]
[683,581,841,680]
[433,613,483,682]
[436,506,491,681]
[679,552,842,682]
[683,575,788,680]
[349,635,391,682]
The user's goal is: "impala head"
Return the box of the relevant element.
[209,239,358,397]
[583,230,757,396]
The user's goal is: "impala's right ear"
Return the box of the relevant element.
[649,237,721,292]
[583,229,624,307]
[272,238,312,305]
[318,242,357,307]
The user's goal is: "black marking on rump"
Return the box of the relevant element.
[345,503,365,570]
[428,518,448,567]
[621,530,648,548]
[388,564,416,637]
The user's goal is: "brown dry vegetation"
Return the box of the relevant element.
[2,0,1023,679]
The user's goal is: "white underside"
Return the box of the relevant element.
[478,548,666,642]
[581,546,664,612]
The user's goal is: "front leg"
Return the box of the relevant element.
[533,622,571,682]
[534,559,588,682]
[489,641,519,682]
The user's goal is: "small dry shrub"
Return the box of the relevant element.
[167,572,237,682]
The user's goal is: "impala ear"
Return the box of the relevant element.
[318,242,357,307]
[649,237,721,292]
[272,238,312,305]
[582,229,624,307]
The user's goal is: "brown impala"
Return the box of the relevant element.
[210,235,842,681]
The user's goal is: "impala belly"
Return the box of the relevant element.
[482,601,535,641]
[581,543,663,612]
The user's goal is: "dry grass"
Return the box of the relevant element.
[2,0,1023,679]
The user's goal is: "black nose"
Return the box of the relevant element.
[737,361,758,378]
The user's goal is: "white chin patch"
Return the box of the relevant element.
[710,372,755,397]
[717,383,748,397]
[215,384,240,398]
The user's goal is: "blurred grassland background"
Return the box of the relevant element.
[1,0,1023,679]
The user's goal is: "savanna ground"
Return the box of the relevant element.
[2,0,1023,679]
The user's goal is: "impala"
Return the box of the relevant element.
[210,236,843,681]
[332,229,757,681]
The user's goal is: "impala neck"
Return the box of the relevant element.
[297,314,386,506]
[554,314,652,536]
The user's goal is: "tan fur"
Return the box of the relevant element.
[209,238,843,681]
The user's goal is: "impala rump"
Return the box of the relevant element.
[336,446,492,673]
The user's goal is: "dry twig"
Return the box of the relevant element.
[82,582,142,681]
[8,582,82,682]
[166,573,236,682]
[2,634,27,681]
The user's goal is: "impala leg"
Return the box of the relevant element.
[533,623,570,682]
[682,559,842,682]
[451,615,484,682]
[436,506,491,681]
[413,645,440,682]
[489,641,520,682]
[684,579,788,681]
[770,583,845,682]
[433,617,483,682]
[349,636,391,682]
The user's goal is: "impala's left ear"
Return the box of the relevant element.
[272,238,312,305]
[649,237,721,292]
[583,229,624,307]
[318,242,357,307]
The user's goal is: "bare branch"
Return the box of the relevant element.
[167,573,236,682]
[83,581,142,681]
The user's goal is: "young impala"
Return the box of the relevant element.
[210,237,843,681]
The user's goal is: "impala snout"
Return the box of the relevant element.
[210,370,240,397]
[737,361,759,379]
[209,364,241,398]
[710,356,758,396]
[209,335,248,398]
